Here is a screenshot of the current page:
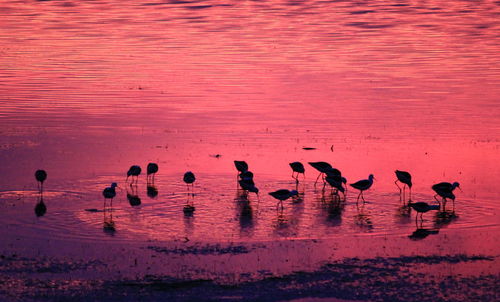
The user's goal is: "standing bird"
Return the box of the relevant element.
[238,171,259,195]
[234,161,249,175]
[350,174,375,202]
[432,182,460,203]
[395,170,412,201]
[183,171,196,191]
[126,165,141,185]
[147,163,159,183]
[35,170,47,193]
[289,162,305,182]
[102,183,118,203]
[409,202,440,223]
[308,162,333,186]
[325,175,346,198]
[269,189,298,209]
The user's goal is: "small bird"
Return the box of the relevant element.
[395,170,412,200]
[35,170,47,193]
[126,165,141,185]
[147,163,159,183]
[289,162,305,182]
[432,182,460,202]
[183,171,196,191]
[234,161,249,175]
[239,179,259,195]
[325,175,346,198]
[350,174,375,202]
[269,189,298,209]
[409,202,440,222]
[102,183,118,202]
[308,162,333,185]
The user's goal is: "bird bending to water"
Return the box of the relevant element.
[395,170,412,200]
[147,163,159,183]
[350,174,374,202]
[103,183,118,202]
[325,175,346,198]
[289,162,305,182]
[35,170,47,193]
[234,161,248,175]
[308,162,332,186]
[432,182,460,203]
[409,202,439,222]
[269,189,298,209]
[126,165,141,185]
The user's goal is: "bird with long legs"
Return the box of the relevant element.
[308,162,332,186]
[325,175,346,200]
[395,170,412,202]
[183,171,196,193]
[432,181,460,209]
[289,162,305,183]
[126,165,141,185]
[350,174,375,203]
[238,171,259,197]
[234,161,248,175]
[269,189,298,210]
[147,163,158,184]
[103,183,118,205]
[409,201,439,226]
[35,170,47,194]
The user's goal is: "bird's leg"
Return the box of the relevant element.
[361,191,366,203]
[408,187,412,202]
[314,173,321,186]
[356,191,361,202]
[395,180,402,196]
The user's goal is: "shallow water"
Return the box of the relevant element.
[0,0,499,299]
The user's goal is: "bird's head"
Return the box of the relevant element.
[453,182,461,191]
[111,183,118,188]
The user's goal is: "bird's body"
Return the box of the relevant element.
[35,170,47,193]
[147,163,159,183]
[269,189,298,201]
[432,182,460,202]
[325,175,345,196]
[103,183,118,201]
[183,171,196,184]
[350,174,374,202]
[409,201,440,222]
[126,165,141,184]
[239,179,259,194]
[395,170,412,200]
[234,161,249,174]
[308,162,333,185]
[289,162,305,182]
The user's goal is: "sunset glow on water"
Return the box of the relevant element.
[0,0,499,301]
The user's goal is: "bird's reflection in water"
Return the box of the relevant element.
[395,203,412,224]
[34,195,47,217]
[183,212,194,241]
[434,210,458,228]
[235,193,254,237]
[183,191,195,216]
[408,228,439,240]
[147,184,158,199]
[127,184,141,207]
[103,196,116,236]
[354,203,373,230]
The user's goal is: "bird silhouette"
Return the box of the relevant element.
[308,162,332,186]
[35,170,47,194]
[269,189,298,209]
[234,161,248,175]
[409,201,440,223]
[102,183,118,203]
[289,162,305,183]
[395,170,412,201]
[126,165,141,185]
[183,171,196,192]
[350,174,374,202]
[147,163,159,183]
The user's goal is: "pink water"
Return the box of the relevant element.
[0,0,499,285]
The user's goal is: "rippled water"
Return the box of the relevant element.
[0,0,499,284]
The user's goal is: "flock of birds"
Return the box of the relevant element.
[34,160,461,223]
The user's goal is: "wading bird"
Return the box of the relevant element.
[432,181,460,204]
[35,170,47,193]
[183,171,196,191]
[308,162,333,186]
[147,163,159,183]
[395,170,412,200]
[350,174,375,202]
[234,161,248,175]
[269,189,298,209]
[289,162,305,182]
[102,183,118,203]
[409,201,439,223]
[126,165,141,185]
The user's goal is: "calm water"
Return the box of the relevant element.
[0,0,499,284]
